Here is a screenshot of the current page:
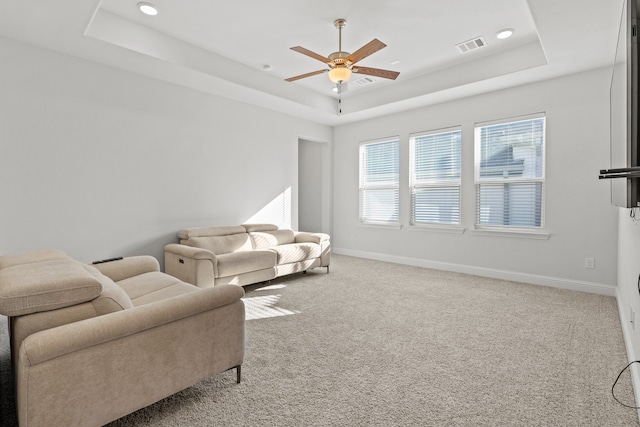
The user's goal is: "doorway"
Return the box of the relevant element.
[298,139,328,233]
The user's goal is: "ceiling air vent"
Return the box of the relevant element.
[354,76,376,86]
[456,36,487,54]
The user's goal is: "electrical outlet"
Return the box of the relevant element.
[584,257,595,269]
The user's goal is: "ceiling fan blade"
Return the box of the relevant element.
[345,39,386,64]
[353,66,400,80]
[285,69,327,82]
[290,46,331,64]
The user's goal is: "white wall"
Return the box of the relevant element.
[617,208,640,408]
[332,68,619,293]
[0,37,331,265]
[0,35,620,295]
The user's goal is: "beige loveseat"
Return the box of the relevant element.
[0,249,245,427]
[165,223,330,288]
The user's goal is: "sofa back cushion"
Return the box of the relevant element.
[185,234,252,255]
[178,225,246,239]
[6,263,133,369]
[242,224,278,233]
[249,229,296,249]
[0,249,69,269]
[178,225,253,255]
[0,255,103,317]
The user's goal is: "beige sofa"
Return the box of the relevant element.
[165,223,330,288]
[0,249,245,427]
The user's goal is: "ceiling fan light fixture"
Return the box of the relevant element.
[137,2,159,16]
[328,67,352,83]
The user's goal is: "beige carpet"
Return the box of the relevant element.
[1,254,638,426]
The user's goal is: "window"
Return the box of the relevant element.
[410,128,461,225]
[475,114,545,229]
[359,138,399,224]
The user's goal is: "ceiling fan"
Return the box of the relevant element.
[285,19,400,84]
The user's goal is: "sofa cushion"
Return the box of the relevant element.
[0,259,102,316]
[178,225,246,239]
[115,271,199,306]
[217,250,277,277]
[269,243,321,265]
[186,233,252,255]
[249,229,296,249]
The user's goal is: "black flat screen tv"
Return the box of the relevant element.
[600,0,640,207]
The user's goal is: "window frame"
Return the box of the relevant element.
[473,113,546,233]
[409,126,462,228]
[359,136,400,226]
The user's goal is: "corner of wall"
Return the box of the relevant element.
[616,288,640,418]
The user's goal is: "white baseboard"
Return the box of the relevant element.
[615,290,640,420]
[333,247,617,296]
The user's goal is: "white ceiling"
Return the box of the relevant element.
[0,0,625,126]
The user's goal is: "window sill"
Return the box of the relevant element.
[470,227,550,240]
[408,224,465,234]
[359,222,402,230]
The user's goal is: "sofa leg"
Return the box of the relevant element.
[326,266,329,273]
[303,270,307,274]
[227,365,241,383]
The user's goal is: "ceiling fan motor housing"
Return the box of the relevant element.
[328,51,351,66]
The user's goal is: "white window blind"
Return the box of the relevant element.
[410,128,461,225]
[359,138,399,224]
[475,114,545,229]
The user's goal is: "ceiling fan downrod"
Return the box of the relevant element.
[334,19,346,54]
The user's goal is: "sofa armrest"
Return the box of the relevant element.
[294,231,330,244]
[92,256,160,282]
[294,232,331,269]
[164,243,217,260]
[164,244,218,287]
[19,284,243,366]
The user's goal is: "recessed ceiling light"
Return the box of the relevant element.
[391,60,400,65]
[137,2,159,16]
[496,28,514,39]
